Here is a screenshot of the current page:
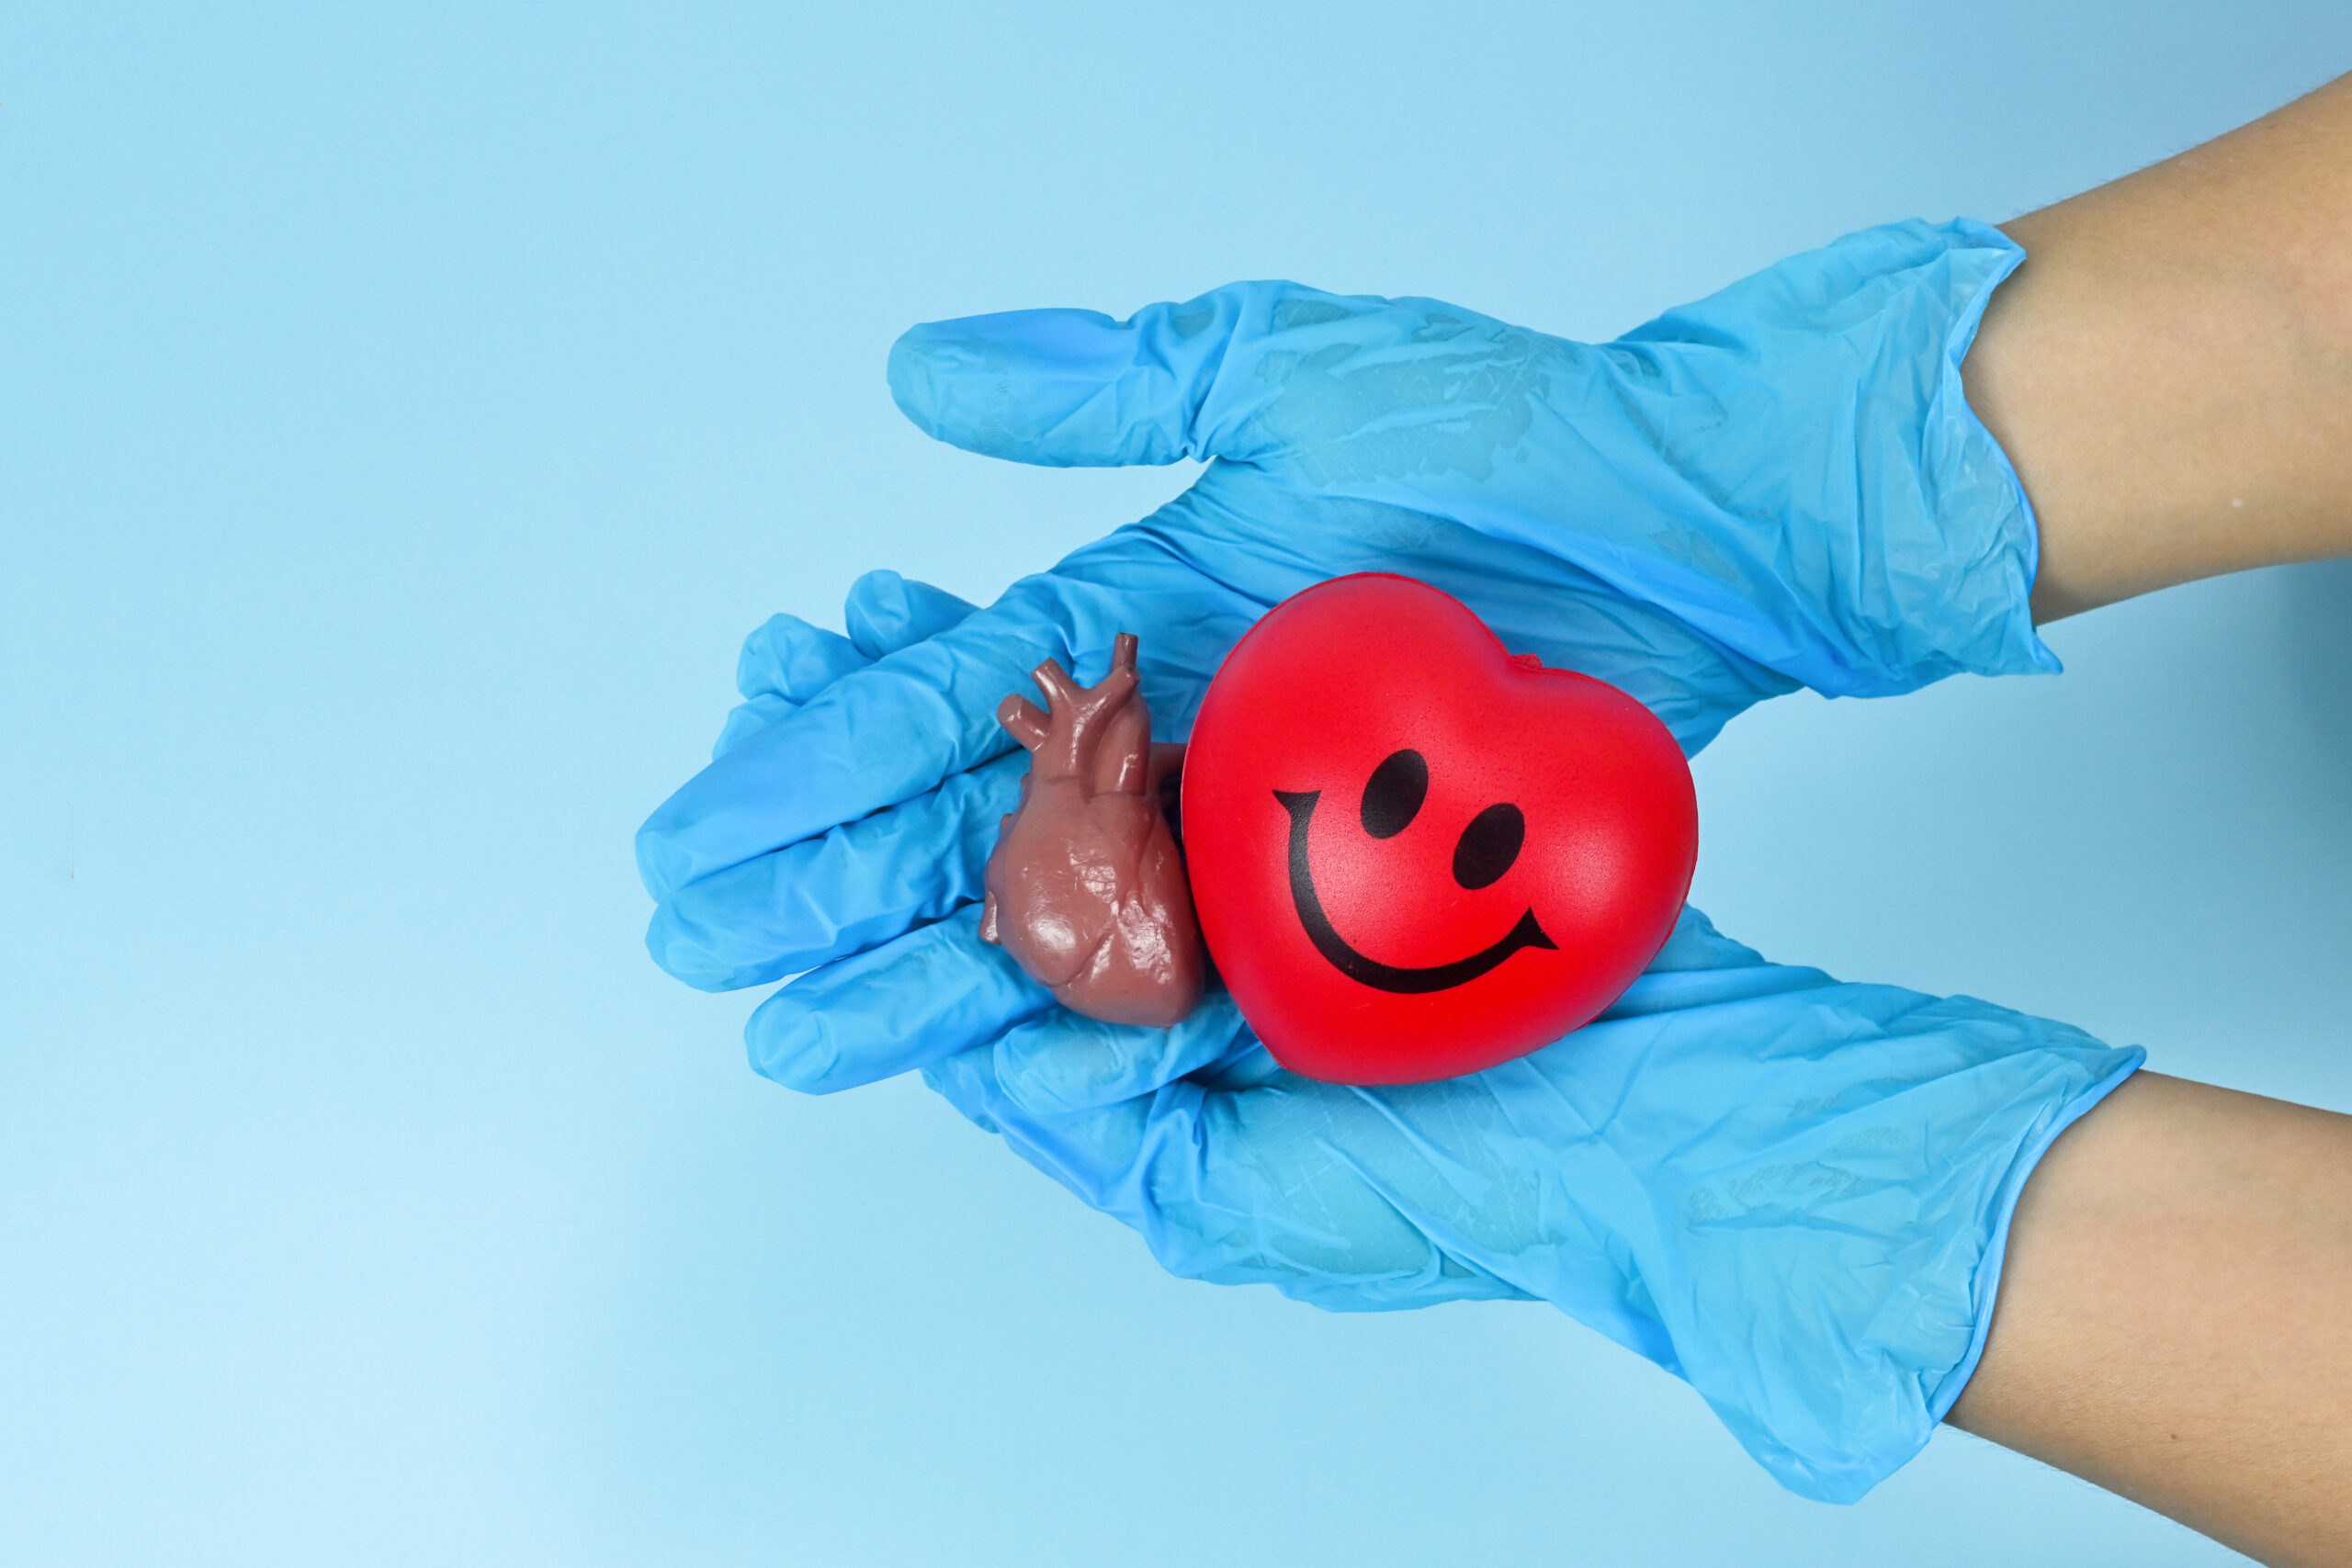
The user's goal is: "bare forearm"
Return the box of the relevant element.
[1947,1074,2352,1566]
[1964,73,2352,621]
[1949,88,2352,1555]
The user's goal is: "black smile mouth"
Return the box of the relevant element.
[1274,789,1555,994]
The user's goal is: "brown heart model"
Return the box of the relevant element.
[978,632,1205,1028]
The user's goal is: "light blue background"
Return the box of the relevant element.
[7,4,2349,1564]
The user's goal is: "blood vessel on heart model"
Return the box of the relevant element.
[978,633,1204,1028]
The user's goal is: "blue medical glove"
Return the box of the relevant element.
[644,219,2057,976]
[922,913,2136,1506]
[665,582,2137,1502]
[636,220,2127,1499]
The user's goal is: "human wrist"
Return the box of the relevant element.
[1948,1074,2352,1566]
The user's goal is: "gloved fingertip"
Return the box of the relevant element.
[735,613,868,704]
[888,313,1129,449]
[710,694,796,761]
[643,905,732,994]
[844,570,981,660]
[883,321,958,441]
[743,983,844,1094]
[633,818,694,905]
[842,570,909,660]
[884,299,1241,468]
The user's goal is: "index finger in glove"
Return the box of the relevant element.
[842,569,983,660]
[636,541,1241,902]
[646,750,1020,991]
[639,580,1089,900]
[711,570,981,761]
[746,903,1054,1094]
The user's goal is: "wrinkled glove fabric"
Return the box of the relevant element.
[636,220,2136,1503]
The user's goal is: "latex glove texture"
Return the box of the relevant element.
[636,220,2133,1500]
[656,575,2136,1502]
[642,219,2059,979]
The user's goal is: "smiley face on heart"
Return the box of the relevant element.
[1182,573,1698,1085]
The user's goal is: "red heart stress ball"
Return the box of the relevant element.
[978,573,1698,1086]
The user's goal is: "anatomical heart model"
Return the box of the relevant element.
[978,633,1205,1027]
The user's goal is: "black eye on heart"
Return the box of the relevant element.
[1360,749,1428,839]
[1359,748,1526,890]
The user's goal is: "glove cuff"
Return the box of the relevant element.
[1599,218,2064,696]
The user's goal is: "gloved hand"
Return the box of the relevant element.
[643,219,2057,983]
[636,220,2135,1500]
